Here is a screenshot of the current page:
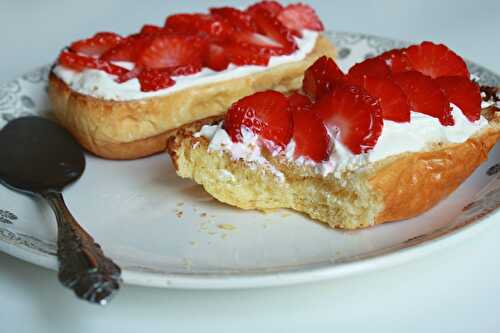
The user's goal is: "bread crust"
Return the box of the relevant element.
[48,34,335,160]
[166,109,500,229]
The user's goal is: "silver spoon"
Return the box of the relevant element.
[0,116,121,305]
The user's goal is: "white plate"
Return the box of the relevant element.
[0,31,499,289]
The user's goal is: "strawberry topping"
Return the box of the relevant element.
[58,50,129,76]
[100,34,154,62]
[223,42,271,66]
[69,32,123,58]
[140,24,163,35]
[377,49,413,73]
[277,4,324,36]
[246,1,284,17]
[251,8,297,52]
[347,57,392,80]
[435,76,481,122]
[204,43,230,71]
[403,41,469,79]
[348,75,411,122]
[164,14,234,41]
[137,68,175,92]
[289,94,329,162]
[393,71,454,126]
[137,34,204,70]
[312,84,383,154]
[224,90,292,148]
[302,56,346,100]
[210,7,257,31]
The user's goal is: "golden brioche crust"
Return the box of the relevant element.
[48,34,335,160]
[166,109,500,229]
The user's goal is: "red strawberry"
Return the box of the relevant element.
[277,3,324,36]
[312,85,383,154]
[205,43,230,71]
[137,35,204,69]
[435,76,481,122]
[224,90,292,148]
[223,42,271,66]
[168,64,202,76]
[210,7,257,31]
[100,34,154,62]
[349,76,411,122]
[393,71,454,125]
[137,68,175,92]
[403,41,469,79]
[302,56,345,99]
[58,50,129,76]
[377,49,413,73]
[69,32,123,58]
[230,30,286,55]
[246,1,284,17]
[290,100,329,162]
[251,8,297,52]
[140,24,163,35]
[164,14,234,40]
[347,57,392,80]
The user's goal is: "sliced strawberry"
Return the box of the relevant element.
[290,101,329,162]
[69,32,123,58]
[230,30,287,55]
[140,24,163,35]
[100,34,154,62]
[58,50,129,76]
[377,49,413,73]
[168,63,202,76]
[287,91,312,111]
[347,57,392,80]
[210,7,257,31]
[393,71,454,125]
[251,8,297,52]
[223,42,271,66]
[349,76,411,122]
[204,43,230,71]
[435,76,481,122]
[246,1,284,17]
[302,56,345,100]
[224,90,292,148]
[403,41,469,79]
[312,85,383,154]
[137,34,204,69]
[137,68,175,92]
[164,13,234,41]
[277,3,324,36]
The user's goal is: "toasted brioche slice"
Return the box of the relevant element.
[48,34,335,160]
[166,107,500,229]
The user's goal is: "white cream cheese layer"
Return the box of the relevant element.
[52,30,319,101]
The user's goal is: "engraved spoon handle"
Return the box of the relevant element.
[41,190,122,305]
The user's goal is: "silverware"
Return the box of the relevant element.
[0,116,121,305]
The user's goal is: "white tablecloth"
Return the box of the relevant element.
[1,1,499,332]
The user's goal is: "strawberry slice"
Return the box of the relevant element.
[140,24,163,35]
[347,57,392,80]
[210,7,257,31]
[302,56,346,100]
[377,49,413,73]
[69,32,123,58]
[223,42,271,66]
[349,76,411,122]
[251,8,297,52]
[58,50,129,76]
[246,1,284,17]
[224,90,292,148]
[137,34,204,69]
[312,85,383,154]
[164,13,234,41]
[137,68,175,92]
[277,3,324,36]
[204,43,230,71]
[230,30,287,55]
[100,34,154,62]
[289,96,329,162]
[403,41,469,79]
[393,71,454,125]
[435,76,481,122]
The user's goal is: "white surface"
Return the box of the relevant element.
[1,0,499,332]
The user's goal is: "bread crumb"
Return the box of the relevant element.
[217,224,236,231]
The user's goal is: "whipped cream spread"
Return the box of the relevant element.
[52,30,319,101]
[195,104,489,180]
